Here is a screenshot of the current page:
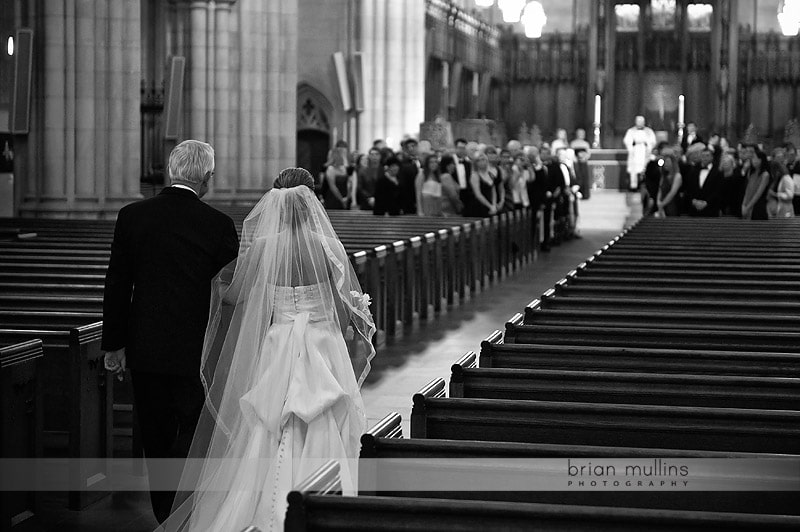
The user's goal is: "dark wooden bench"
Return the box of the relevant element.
[411,379,800,453]
[358,413,799,515]
[1,340,44,531]
[504,313,800,353]
[286,485,800,531]
[525,298,800,331]
[478,330,800,376]
[0,295,102,312]
[533,288,800,315]
[450,352,800,409]
[0,323,112,510]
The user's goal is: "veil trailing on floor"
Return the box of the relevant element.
[162,171,376,531]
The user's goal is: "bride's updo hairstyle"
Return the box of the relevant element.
[273,167,315,191]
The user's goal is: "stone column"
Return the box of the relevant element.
[20,0,141,218]
[189,1,209,140]
[213,0,235,193]
[358,0,425,151]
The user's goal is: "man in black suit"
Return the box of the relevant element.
[101,140,239,524]
[680,122,703,153]
[453,138,474,208]
[684,147,723,217]
[397,138,420,214]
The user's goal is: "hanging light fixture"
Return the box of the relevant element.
[6,36,13,56]
[778,0,800,36]
[521,1,547,38]
[498,0,526,23]
[475,0,495,7]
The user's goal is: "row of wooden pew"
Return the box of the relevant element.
[284,216,800,530]
[0,205,538,530]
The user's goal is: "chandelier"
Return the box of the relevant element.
[778,0,800,36]
[474,0,546,37]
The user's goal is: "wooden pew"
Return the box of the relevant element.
[504,313,800,353]
[524,298,800,331]
[286,485,800,531]
[0,324,112,510]
[449,352,800,409]
[478,330,800,376]
[1,340,43,532]
[410,379,800,453]
[359,413,799,515]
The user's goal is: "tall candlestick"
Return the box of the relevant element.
[678,94,685,124]
[594,94,601,124]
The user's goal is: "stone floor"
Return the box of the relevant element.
[36,190,640,532]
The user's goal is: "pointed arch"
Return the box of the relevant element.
[297,83,333,134]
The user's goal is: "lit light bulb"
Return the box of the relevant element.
[521,1,546,38]
[475,0,495,7]
[6,36,13,56]
[498,0,526,23]
[779,0,800,36]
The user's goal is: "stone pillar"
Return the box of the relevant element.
[20,0,142,218]
[213,0,234,193]
[189,1,209,140]
[358,0,426,152]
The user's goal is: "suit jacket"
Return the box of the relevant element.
[683,165,724,217]
[101,187,239,376]
[680,133,704,154]
[397,155,420,214]
[373,174,403,216]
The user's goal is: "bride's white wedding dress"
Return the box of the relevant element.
[163,181,375,532]
[197,282,365,532]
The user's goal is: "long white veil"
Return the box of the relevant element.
[162,174,375,531]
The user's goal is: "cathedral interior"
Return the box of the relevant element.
[1,1,799,531]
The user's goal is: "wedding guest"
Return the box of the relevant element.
[766,160,795,219]
[623,115,656,192]
[438,155,464,216]
[416,154,443,217]
[323,149,353,210]
[741,146,770,220]
[356,148,381,210]
[718,152,746,217]
[656,152,683,217]
[373,156,403,216]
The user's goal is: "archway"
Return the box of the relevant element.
[296,84,333,181]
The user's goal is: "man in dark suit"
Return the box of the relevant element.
[101,140,239,524]
[680,122,704,153]
[397,138,420,214]
[684,147,723,217]
[453,138,474,208]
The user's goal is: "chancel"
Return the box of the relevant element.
[1,1,799,531]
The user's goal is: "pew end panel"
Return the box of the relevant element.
[68,322,112,510]
[410,378,446,439]
[502,314,524,344]
[0,340,44,532]
[478,330,504,368]
[448,351,477,398]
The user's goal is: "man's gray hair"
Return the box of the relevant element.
[169,140,215,185]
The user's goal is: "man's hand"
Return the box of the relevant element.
[104,349,127,381]
[692,199,707,210]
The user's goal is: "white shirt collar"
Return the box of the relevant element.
[171,184,199,196]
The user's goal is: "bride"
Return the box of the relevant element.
[162,168,375,531]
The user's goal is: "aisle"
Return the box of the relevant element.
[361,190,641,433]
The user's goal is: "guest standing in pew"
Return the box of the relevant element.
[741,145,770,220]
[766,160,795,219]
[101,140,239,525]
[438,155,464,216]
[373,156,404,216]
[162,168,375,532]
[719,152,747,217]
[684,147,724,217]
[655,152,683,217]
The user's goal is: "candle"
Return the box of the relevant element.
[678,94,685,124]
[594,95,601,124]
